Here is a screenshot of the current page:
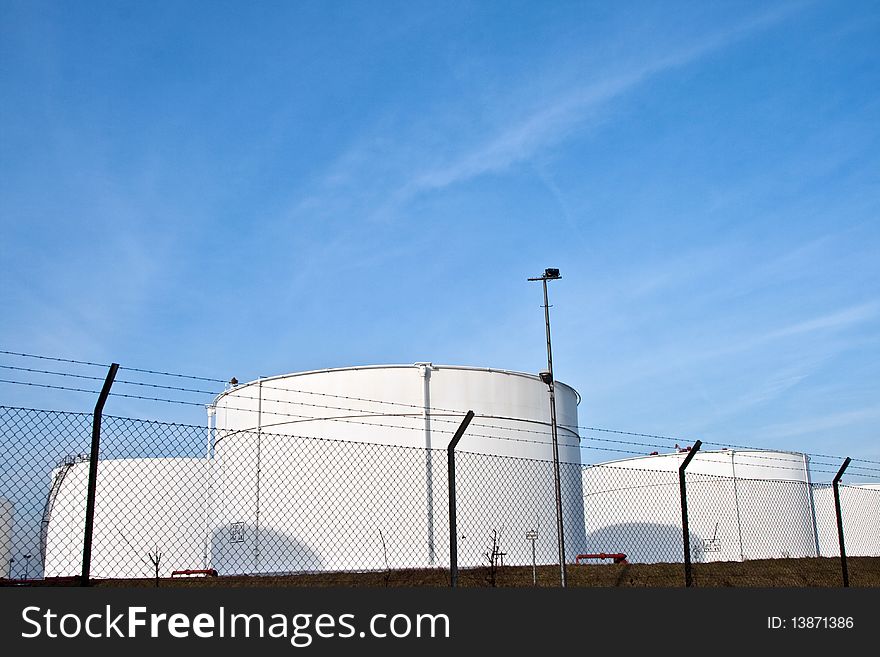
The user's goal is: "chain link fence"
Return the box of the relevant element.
[1,406,877,586]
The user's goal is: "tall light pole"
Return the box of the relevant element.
[528,267,567,587]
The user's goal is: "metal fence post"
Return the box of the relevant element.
[448,410,474,588]
[81,363,119,586]
[679,440,702,588]
[832,457,851,588]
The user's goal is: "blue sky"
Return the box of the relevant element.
[1,1,878,479]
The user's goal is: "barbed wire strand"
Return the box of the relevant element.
[0,349,224,383]
[0,350,109,369]
[5,365,872,471]
[1,386,877,480]
[1,378,877,479]
[4,352,877,468]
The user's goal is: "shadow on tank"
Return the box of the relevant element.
[209,524,324,575]
[583,522,705,564]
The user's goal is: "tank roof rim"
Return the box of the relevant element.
[584,447,810,469]
[211,363,580,405]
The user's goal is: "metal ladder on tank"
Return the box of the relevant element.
[39,454,89,574]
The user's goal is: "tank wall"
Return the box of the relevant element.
[44,459,208,578]
[730,451,809,481]
[728,451,815,559]
[813,484,880,557]
[209,436,445,573]
[210,365,583,573]
[729,476,816,560]
[215,366,580,458]
[581,464,748,563]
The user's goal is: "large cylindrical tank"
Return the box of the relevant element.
[582,449,817,563]
[813,483,880,557]
[43,458,208,579]
[209,364,584,574]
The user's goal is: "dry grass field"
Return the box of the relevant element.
[11,556,868,588]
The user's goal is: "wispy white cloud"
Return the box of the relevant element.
[686,357,827,433]
[289,3,808,227]
[791,302,880,334]
[755,406,880,442]
[592,299,880,395]
[730,301,880,352]
[374,3,807,213]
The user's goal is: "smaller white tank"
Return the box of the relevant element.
[43,459,208,579]
[582,449,816,563]
[812,484,880,557]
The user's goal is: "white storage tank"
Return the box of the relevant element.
[581,449,817,563]
[813,483,880,557]
[43,458,208,579]
[208,364,584,574]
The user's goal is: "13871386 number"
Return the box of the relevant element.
[790,616,853,629]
